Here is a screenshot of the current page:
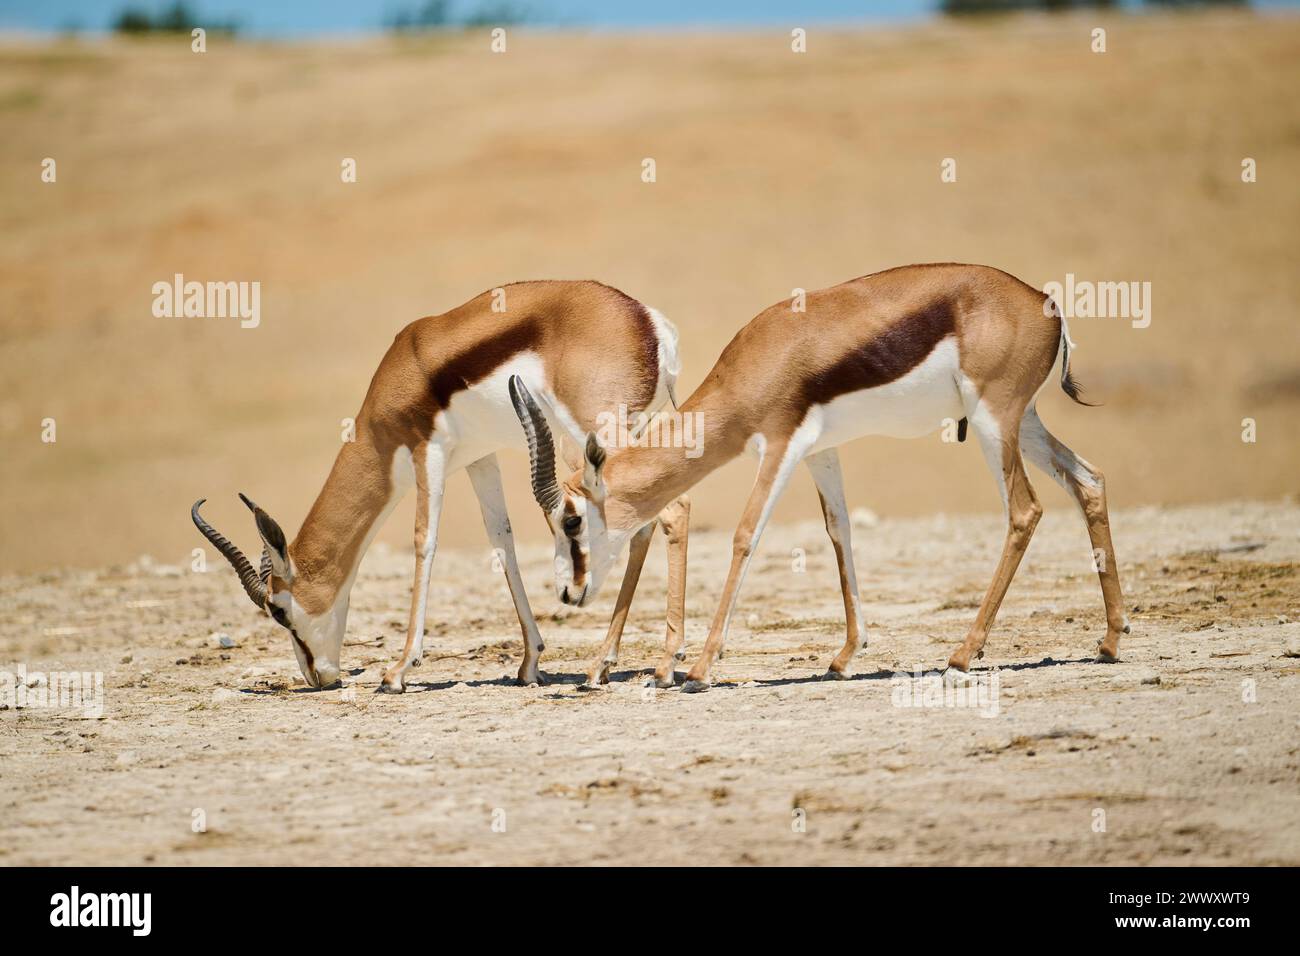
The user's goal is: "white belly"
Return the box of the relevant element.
[809,337,964,453]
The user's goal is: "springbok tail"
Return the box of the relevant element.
[1055,305,1095,406]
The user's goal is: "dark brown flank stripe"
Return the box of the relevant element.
[802,296,957,406]
[424,289,658,429]
[428,316,544,409]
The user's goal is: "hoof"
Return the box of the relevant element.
[942,666,971,686]
[576,680,606,693]
[823,668,849,681]
[516,664,548,687]
[1096,634,1122,663]
[654,671,677,689]
[377,678,405,694]
[681,678,711,694]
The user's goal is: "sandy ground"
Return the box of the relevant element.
[3,499,1298,865]
[3,12,1300,572]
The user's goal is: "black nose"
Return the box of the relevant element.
[561,586,570,604]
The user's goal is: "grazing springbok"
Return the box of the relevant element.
[509,263,1129,692]
[192,281,690,692]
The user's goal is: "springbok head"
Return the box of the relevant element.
[508,375,619,607]
[191,495,343,689]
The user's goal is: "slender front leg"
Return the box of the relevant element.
[381,441,447,693]
[804,449,867,679]
[682,438,806,693]
[465,454,548,686]
[581,521,655,689]
[653,494,691,687]
[579,494,689,690]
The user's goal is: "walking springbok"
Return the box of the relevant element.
[192,281,691,693]
[509,263,1129,692]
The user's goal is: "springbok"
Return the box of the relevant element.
[192,281,691,693]
[510,263,1130,692]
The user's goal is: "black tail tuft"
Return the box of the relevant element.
[1059,324,1099,407]
[1061,368,1097,405]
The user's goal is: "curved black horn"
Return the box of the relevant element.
[508,376,561,513]
[191,499,266,609]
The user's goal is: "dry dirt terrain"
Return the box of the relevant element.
[3,499,1298,865]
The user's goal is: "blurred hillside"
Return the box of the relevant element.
[1,10,1298,571]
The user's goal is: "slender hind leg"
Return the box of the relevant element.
[947,405,1042,673]
[1019,406,1129,661]
[466,454,549,686]
[381,441,447,692]
[804,449,867,679]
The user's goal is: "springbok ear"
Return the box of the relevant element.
[582,432,606,494]
[239,493,292,582]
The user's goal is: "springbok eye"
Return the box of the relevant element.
[562,515,582,535]
[269,604,292,630]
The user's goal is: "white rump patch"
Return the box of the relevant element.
[645,306,681,410]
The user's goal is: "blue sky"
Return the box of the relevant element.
[1,0,1296,36]
[5,1,921,34]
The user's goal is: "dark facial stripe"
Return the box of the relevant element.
[802,297,957,407]
[562,500,588,583]
[292,632,315,676]
[568,534,587,584]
